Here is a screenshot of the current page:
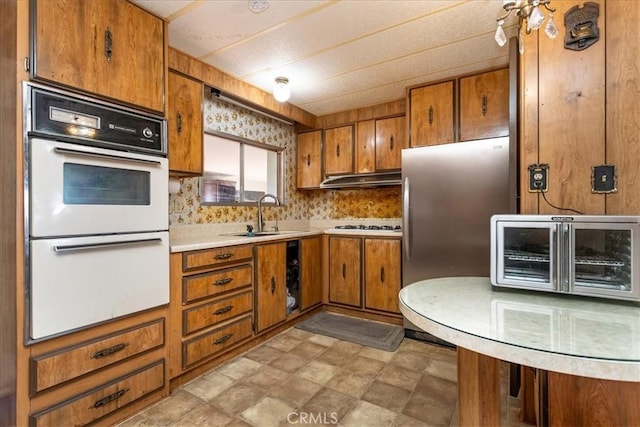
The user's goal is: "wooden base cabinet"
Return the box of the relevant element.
[255,242,287,332]
[169,245,254,378]
[328,237,362,307]
[31,0,165,113]
[364,238,401,313]
[300,236,323,310]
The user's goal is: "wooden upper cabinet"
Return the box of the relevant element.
[375,116,406,170]
[32,0,165,113]
[168,71,203,176]
[459,68,509,141]
[324,125,354,175]
[296,130,322,189]
[356,120,376,174]
[364,238,401,313]
[328,237,361,307]
[255,243,287,332]
[409,80,455,147]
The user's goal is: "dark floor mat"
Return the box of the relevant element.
[295,311,404,352]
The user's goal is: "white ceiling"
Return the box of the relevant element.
[132,0,518,117]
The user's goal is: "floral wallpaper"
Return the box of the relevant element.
[169,91,401,226]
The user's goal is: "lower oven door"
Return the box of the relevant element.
[29,137,168,237]
[29,231,169,340]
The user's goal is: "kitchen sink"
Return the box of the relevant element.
[225,231,298,237]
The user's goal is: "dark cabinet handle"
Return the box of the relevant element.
[390,135,394,150]
[342,263,346,279]
[213,277,233,286]
[177,112,183,134]
[214,333,233,345]
[336,144,340,157]
[481,94,488,117]
[271,276,276,294]
[90,343,128,359]
[104,28,113,61]
[91,388,127,409]
[380,267,385,283]
[307,154,311,166]
[214,253,233,260]
[428,105,434,125]
[214,305,233,315]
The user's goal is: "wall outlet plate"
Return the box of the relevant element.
[592,164,617,193]
[528,164,548,192]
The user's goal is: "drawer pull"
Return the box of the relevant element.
[271,276,276,294]
[91,388,128,409]
[213,277,233,286]
[481,94,488,116]
[307,154,311,166]
[214,305,234,315]
[342,263,346,279]
[214,333,233,345]
[104,28,113,61]
[90,343,128,359]
[214,253,233,260]
[380,266,385,283]
[336,144,340,157]
[390,135,394,150]
[177,112,183,134]
[428,105,434,125]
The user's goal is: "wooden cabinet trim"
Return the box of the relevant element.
[182,263,253,304]
[30,318,165,395]
[182,315,253,368]
[182,291,253,336]
[183,245,253,271]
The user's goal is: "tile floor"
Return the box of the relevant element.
[118,326,528,427]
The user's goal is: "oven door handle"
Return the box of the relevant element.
[53,147,163,166]
[53,238,163,253]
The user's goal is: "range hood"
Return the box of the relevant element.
[320,171,402,189]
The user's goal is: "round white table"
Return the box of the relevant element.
[399,277,640,426]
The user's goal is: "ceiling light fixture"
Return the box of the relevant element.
[248,0,269,13]
[495,0,558,54]
[273,77,290,103]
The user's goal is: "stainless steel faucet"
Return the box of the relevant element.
[257,193,280,232]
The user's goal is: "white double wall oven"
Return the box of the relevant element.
[24,83,170,341]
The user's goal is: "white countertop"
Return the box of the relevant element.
[399,277,640,381]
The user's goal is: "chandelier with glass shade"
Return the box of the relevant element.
[495,0,558,54]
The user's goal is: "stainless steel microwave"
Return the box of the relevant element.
[490,215,640,302]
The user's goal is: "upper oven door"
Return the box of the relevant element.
[29,137,168,237]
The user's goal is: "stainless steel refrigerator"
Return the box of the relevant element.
[401,137,517,342]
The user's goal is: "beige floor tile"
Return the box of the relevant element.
[240,396,295,427]
[269,352,309,373]
[341,400,398,427]
[324,370,374,398]
[244,344,285,364]
[391,349,432,372]
[413,374,457,405]
[210,382,265,415]
[359,345,397,362]
[424,358,458,383]
[308,334,339,347]
[183,372,236,402]
[299,387,357,423]
[267,375,323,408]
[361,380,412,413]
[395,413,434,427]
[403,392,456,426]
[265,334,303,352]
[314,347,357,367]
[283,327,315,341]
[168,403,234,427]
[135,390,204,426]
[342,354,386,377]
[296,360,339,385]
[245,365,291,388]
[377,363,423,392]
[331,339,364,354]
[216,357,262,380]
[289,340,328,360]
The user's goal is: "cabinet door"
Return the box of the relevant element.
[296,130,322,189]
[356,120,376,174]
[168,72,203,175]
[324,125,354,175]
[328,237,361,307]
[300,236,322,310]
[375,116,406,170]
[459,69,509,141]
[364,239,401,313]
[409,81,454,147]
[33,0,165,113]
[255,243,287,332]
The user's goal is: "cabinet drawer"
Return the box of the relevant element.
[183,316,253,368]
[183,291,253,335]
[183,245,253,271]
[30,360,164,427]
[30,319,164,394]
[183,264,253,303]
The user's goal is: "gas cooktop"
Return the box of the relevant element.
[335,224,401,231]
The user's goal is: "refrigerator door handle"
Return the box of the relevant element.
[403,177,412,260]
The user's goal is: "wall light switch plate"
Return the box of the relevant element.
[528,164,548,192]
[592,164,617,193]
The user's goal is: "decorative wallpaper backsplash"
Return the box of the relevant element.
[169,92,401,226]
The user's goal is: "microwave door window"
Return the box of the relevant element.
[63,163,151,205]
[573,228,632,294]
[502,226,553,287]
